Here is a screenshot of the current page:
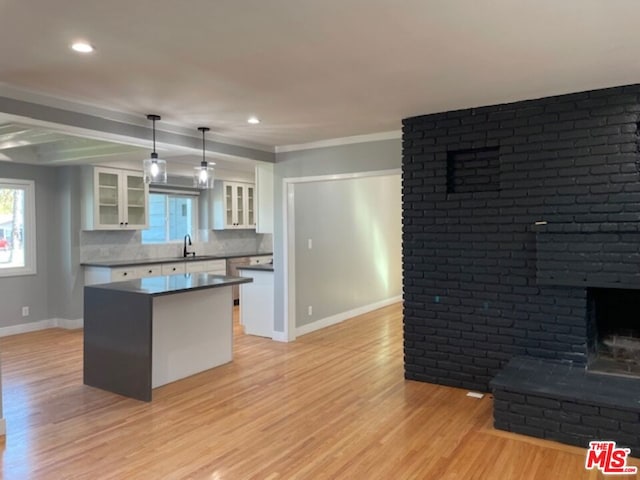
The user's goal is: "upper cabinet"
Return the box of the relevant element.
[81,167,149,230]
[212,181,256,230]
[255,163,273,234]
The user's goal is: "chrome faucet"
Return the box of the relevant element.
[183,234,195,257]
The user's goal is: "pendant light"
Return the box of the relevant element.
[143,114,167,184]
[194,127,215,189]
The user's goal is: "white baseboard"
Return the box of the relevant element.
[271,331,289,343]
[0,319,55,337]
[295,296,402,337]
[55,318,84,330]
[0,318,84,337]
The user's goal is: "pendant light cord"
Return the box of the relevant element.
[198,127,210,166]
[147,114,161,158]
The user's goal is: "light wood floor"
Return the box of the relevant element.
[0,304,637,479]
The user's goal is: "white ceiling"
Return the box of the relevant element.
[1,0,640,150]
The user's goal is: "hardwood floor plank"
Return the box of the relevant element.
[0,303,636,479]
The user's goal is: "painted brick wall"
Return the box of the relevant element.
[536,229,640,288]
[402,84,640,391]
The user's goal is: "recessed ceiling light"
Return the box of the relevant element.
[71,42,95,54]
[247,116,260,125]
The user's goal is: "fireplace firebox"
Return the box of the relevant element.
[588,288,640,377]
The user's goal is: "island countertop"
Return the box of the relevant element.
[86,273,252,297]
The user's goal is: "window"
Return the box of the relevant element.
[0,179,36,277]
[142,192,198,244]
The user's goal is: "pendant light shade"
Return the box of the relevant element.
[194,127,215,189]
[143,114,167,184]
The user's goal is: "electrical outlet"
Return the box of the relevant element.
[307,238,313,249]
[307,306,313,316]
[21,306,29,317]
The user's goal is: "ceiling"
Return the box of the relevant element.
[1,0,640,157]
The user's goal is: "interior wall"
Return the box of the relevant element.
[293,174,401,327]
[0,162,56,327]
[273,137,402,333]
[48,167,84,320]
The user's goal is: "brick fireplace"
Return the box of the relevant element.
[402,84,640,450]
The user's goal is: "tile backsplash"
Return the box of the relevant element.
[80,230,273,263]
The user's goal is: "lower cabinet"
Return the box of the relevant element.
[250,255,273,265]
[161,263,186,275]
[139,265,162,277]
[85,266,140,285]
[239,268,274,337]
[185,259,226,275]
[227,255,272,304]
[84,259,228,286]
[226,257,250,304]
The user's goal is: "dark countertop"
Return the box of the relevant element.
[84,273,252,297]
[81,252,273,268]
[237,264,274,272]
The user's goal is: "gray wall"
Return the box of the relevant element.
[48,167,84,320]
[273,137,401,332]
[294,174,401,327]
[0,162,58,326]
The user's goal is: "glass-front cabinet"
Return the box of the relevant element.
[225,184,234,227]
[247,185,255,227]
[212,181,256,230]
[96,170,120,227]
[125,173,147,228]
[235,184,245,227]
[82,167,149,230]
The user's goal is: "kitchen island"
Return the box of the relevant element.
[84,273,251,401]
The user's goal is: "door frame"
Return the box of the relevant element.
[281,168,401,342]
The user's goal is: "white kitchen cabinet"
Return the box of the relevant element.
[185,259,226,275]
[249,255,273,265]
[161,263,186,275]
[212,181,256,230]
[81,166,148,230]
[84,266,141,285]
[255,163,273,234]
[138,265,162,278]
[85,259,226,286]
[238,267,274,338]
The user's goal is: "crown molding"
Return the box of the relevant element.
[275,130,401,154]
